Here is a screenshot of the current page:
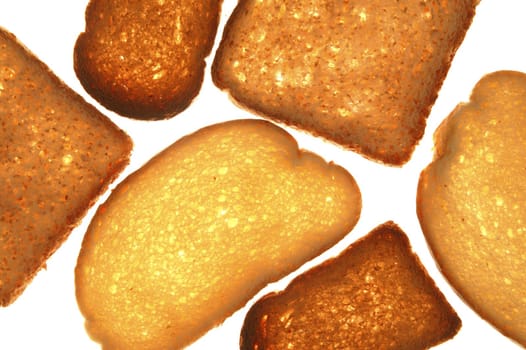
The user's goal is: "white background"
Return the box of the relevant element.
[0,1,524,349]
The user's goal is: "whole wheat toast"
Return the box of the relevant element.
[213,0,478,165]
[0,27,132,306]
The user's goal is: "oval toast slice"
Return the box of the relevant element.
[0,28,131,306]
[76,119,361,349]
[417,71,526,346]
[74,0,221,120]
[241,222,461,350]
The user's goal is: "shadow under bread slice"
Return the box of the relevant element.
[0,27,132,306]
[75,119,361,350]
[74,0,222,120]
[418,71,526,346]
[212,0,478,165]
[241,221,461,350]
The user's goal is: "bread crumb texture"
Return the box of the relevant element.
[75,0,221,119]
[76,119,361,349]
[418,71,526,346]
[213,0,477,165]
[0,28,132,306]
[241,222,461,350]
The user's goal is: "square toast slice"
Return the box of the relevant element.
[213,0,478,165]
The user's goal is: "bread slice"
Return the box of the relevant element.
[417,70,526,346]
[0,28,132,306]
[74,0,221,120]
[240,221,461,350]
[75,119,361,349]
[212,0,478,165]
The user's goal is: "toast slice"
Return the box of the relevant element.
[241,222,461,350]
[74,0,221,120]
[76,119,361,349]
[0,28,132,306]
[417,71,526,346]
[212,0,478,165]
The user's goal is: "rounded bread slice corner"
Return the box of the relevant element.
[417,70,526,346]
[74,0,222,120]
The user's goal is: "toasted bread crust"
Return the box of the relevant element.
[241,222,461,350]
[0,28,132,306]
[76,119,361,349]
[418,71,526,346]
[74,0,221,120]
[213,0,477,165]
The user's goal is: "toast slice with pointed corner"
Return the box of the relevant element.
[0,27,132,306]
[241,222,461,350]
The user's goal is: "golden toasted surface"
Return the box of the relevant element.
[417,71,526,346]
[0,28,132,306]
[76,119,361,349]
[74,0,221,120]
[212,0,477,165]
[241,221,461,350]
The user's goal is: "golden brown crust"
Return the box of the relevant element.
[240,221,461,350]
[417,70,526,346]
[212,0,477,165]
[75,119,361,349]
[0,27,132,306]
[74,0,222,120]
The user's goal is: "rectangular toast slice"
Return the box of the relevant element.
[213,0,478,165]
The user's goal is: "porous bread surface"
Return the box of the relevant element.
[76,119,361,350]
[74,0,221,120]
[212,0,477,165]
[0,28,132,306]
[417,71,526,346]
[240,221,461,350]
